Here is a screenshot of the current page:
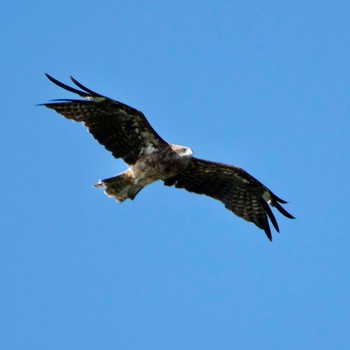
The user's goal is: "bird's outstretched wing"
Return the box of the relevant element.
[164,158,294,240]
[42,74,168,165]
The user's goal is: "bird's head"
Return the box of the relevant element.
[171,144,193,158]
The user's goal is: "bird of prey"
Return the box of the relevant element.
[42,74,294,240]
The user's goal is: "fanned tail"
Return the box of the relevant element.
[94,173,144,202]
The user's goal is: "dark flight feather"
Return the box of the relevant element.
[44,74,167,165]
[164,158,294,240]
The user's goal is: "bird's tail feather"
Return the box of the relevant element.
[94,173,144,202]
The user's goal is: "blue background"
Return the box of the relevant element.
[1,1,349,349]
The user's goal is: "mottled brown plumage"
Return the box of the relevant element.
[43,74,294,241]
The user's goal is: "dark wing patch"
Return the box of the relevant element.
[164,158,294,241]
[42,74,168,165]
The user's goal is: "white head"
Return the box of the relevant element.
[170,144,193,158]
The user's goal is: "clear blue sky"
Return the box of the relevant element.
[1,1,349,349]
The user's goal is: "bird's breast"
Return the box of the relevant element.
[132,149,190,181]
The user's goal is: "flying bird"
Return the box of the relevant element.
[42,74,294,241]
